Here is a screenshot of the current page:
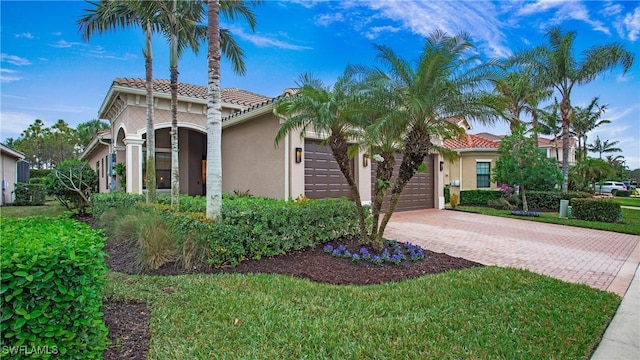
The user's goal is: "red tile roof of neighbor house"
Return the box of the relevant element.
[443,134,500,149]
[112,78,270,106]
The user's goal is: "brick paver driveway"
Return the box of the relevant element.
[385,209,640,295]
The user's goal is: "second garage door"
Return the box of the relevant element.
[371,154,435,212]
[304,140,354,200]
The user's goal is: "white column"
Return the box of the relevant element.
[123,138,144,194]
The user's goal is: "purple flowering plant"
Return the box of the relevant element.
[324,239,426,265]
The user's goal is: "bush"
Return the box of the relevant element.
[525,191,591,211]
[615,190,633,198]
[450,193,459,208]
[459,190,502,205]
[570,198,621,223]
[444,187,450,204]
[0,217,108,358]
[91,192,145,218]
[13,182,46,206]
[45,160,97,214]
[29,169,52,179]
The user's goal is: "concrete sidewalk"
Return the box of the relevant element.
[385,209,640,359]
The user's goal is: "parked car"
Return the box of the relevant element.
[595,181,627,195]
[623,181,636,190]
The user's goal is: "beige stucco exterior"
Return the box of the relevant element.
[1,144,25,205]
[444,150,499,195]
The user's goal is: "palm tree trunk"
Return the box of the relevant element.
[206,0,222,221]
[560,96,571,192]
[144,22,156,203]
[170,0,180,210]
[369,152,395,249]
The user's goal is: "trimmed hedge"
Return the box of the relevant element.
[615,190,633,198]
[570,198,621,223]
[525,191,591,211]
[444,187,450,204]
[0,217,108,358]
[13,182,46,206]
[459,190,502,205]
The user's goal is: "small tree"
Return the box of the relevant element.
[45,159,98,214]
[493,126,562,212]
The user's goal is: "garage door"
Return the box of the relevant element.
[371,154,434,212]
[304,140,354,200]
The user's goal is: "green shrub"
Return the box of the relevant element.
[444,186,451,204]
[459,190,502,205]
[91,192,145,218]
[156,194,206,213]
[615,190,633,198]
[526,191,591,210]
[13,183,46,206]
[45,160,97,214]
[450,193,459,208]
[570,198,621,223]
[29,169,52,179]
[0,217,108,358]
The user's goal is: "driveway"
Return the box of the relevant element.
[385,209,640,296]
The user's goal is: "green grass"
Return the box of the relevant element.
[611,197,640,207]
[105,267,619,359]
[0,201,67,219]
[453,206,640,235]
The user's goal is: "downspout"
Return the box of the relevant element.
[459,155,463,191]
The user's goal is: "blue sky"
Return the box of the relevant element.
[1,0,639,168]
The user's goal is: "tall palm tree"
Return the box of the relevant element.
[509,27,634,192]
[205,0,259,220]
[587,136,622,159]
[79,0,159,202]
[372,30,499,247]
[538,99,562,162]
[571,97,609,162]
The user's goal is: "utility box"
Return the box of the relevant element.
[559,199,569,219]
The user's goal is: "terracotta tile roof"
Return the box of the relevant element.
[444,133,500,149]
[474,132,503,142]
[112,78,270,106]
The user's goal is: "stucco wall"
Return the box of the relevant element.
[1,152,18,205]
[444,151,498,195]
[85,145,112,193]
[222,113,285,198]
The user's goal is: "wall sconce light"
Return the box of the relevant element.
[295,147,302,163]
[201,159,206,183]
[363,154,369,167]
[439,161,444,172]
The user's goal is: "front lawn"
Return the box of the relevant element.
[105,267,619,359]
[453,206,640,235]
[611,197,640,207]
[0,201,67,219]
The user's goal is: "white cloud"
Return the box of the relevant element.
[49,39,79,48]
[229,26,313,50]
[0,112,35,140]
[14,32,34,39]
[287,0,323,9]
[361,1,511,58]
[622,6,640,41]
[0,53,31,66]
[0,69,21,82]
[616,73,634,83]
[601,2,622,17]
[52,31,62,36]
[515,0,611,35]
[315,13,345,27]
[364,25,402,40]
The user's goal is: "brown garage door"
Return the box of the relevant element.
[304,140,354,200]
[371,154,434,212]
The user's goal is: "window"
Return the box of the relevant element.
[476,162,491,188]
[142,151,171,189]
[104,156,109,188]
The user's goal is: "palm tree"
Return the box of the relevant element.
[571,97,610,162]
[538,98,562,162]
[205,0,259,220]
[274,69,370,241]
[509,27,634,192]
[76,119,110,152]
[587,136,622,159]
[79,0,159,202]
[570,157,612,191]
[371,30,499,247]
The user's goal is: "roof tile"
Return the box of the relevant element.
[444,134,500,149]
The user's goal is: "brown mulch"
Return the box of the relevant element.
[74,215,483,360]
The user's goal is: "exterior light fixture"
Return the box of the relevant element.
[295,147,302,163]
[439,161,444,172]
[363,154,369,167]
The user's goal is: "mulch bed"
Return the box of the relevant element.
[74,215,483,359]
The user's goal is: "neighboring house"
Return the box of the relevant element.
[443,133,501,195]
[475,132,577,167]
[0,143,26,205]
[82,78,447,211]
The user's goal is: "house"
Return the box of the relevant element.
[0,143,26,205]
[82,78,447,211]
[475,132,577,167]
[442,133,501,195]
